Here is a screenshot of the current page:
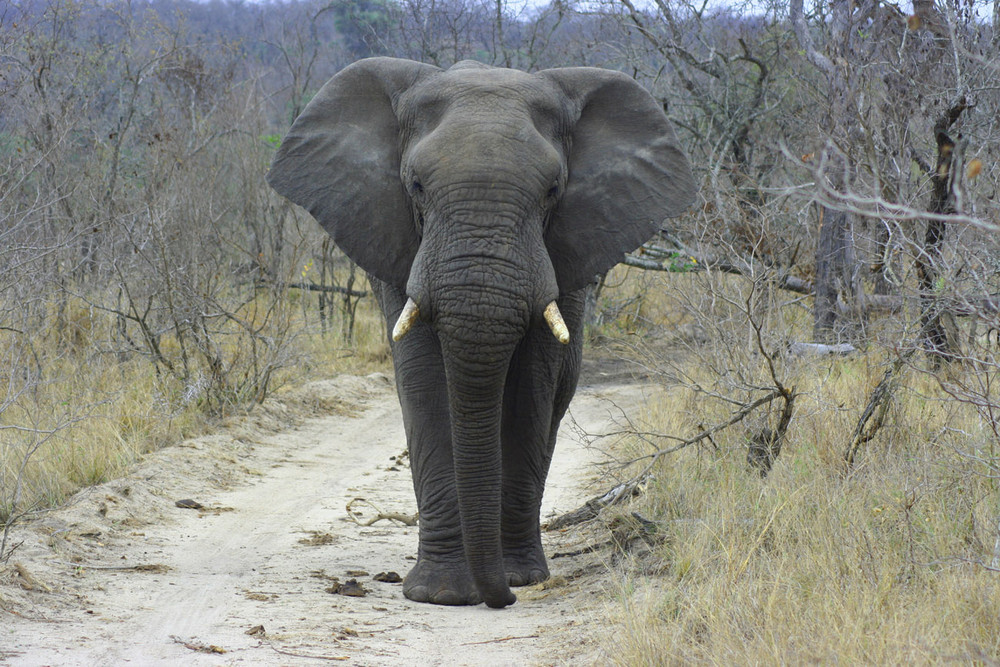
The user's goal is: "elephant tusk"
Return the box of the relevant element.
[543,301,570,344]
[392,298,420,341]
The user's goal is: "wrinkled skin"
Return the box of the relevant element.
[267,58,695,609]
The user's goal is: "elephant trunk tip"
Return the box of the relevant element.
[484,588,517,609]
[543,301,570,344]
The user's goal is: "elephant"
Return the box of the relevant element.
[267,57,695,609]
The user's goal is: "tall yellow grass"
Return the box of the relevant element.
[0,284,390,525]
[593,269,1000,663]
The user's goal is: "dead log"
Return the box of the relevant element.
[788,342,857,357]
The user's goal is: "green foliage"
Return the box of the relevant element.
[328,0,396,57]
[666,251,699,273]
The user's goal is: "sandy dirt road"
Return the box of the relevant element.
[1,371,649,665]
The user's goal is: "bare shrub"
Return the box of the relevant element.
[0,0,377,546]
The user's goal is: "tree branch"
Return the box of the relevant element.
[789,0,835,77]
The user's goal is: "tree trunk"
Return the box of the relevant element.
[813,207,863,343]
[916,127,963,364]
[791,0,866,344]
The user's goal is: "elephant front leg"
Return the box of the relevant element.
[399,383,480,604]
[499,371,565,587]
[500,449,552,588]
[500,293,585,587]
[375,282,481,606]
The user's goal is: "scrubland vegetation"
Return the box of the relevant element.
[2,0,1000,660]
[591,267,1000,662]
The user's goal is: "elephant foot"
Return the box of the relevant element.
[403,558,482,606]
[503,547,550,587]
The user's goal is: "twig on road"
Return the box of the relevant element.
[461,634,540,646]
[266,643,350,661]
[346,497,418,526]
[56,561,171,573]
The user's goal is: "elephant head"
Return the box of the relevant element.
[267,57,695,608]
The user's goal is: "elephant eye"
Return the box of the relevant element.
[543,184,560,209]
[411,180,424,195]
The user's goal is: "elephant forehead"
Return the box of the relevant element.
[401,67,565,123]
[439,65,536,89]
[408,119,561,185]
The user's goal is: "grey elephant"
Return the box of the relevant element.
[267,57,695,609]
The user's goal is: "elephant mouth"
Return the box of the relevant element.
[391,296,569,345]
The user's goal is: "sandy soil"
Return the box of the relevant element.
[1,369,650,665]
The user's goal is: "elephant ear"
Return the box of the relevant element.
[267,58,440,288]
[540,68,697,293]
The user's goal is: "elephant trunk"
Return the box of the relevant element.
[439,335,517,609]
[430,258,531,609]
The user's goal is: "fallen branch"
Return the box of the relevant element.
[57,561,171,573]
[461,635,540,646]
[171,636,225,654]
[550,541,612,558]
[545,482,641,531]
[844,354,911,471]
[266,644,350,661]
[345,498,418,527]
[656,388,786,460]
[788,342,857,357]
[841,291,959,470]
[256,279,368,298]
[547,389,788,529]
[14,562,50,592]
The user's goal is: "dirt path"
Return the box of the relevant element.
[1,372,648,665]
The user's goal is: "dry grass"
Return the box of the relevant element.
[592,270,1000,663]
[0,283,391,528]
[6,256,999,663]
